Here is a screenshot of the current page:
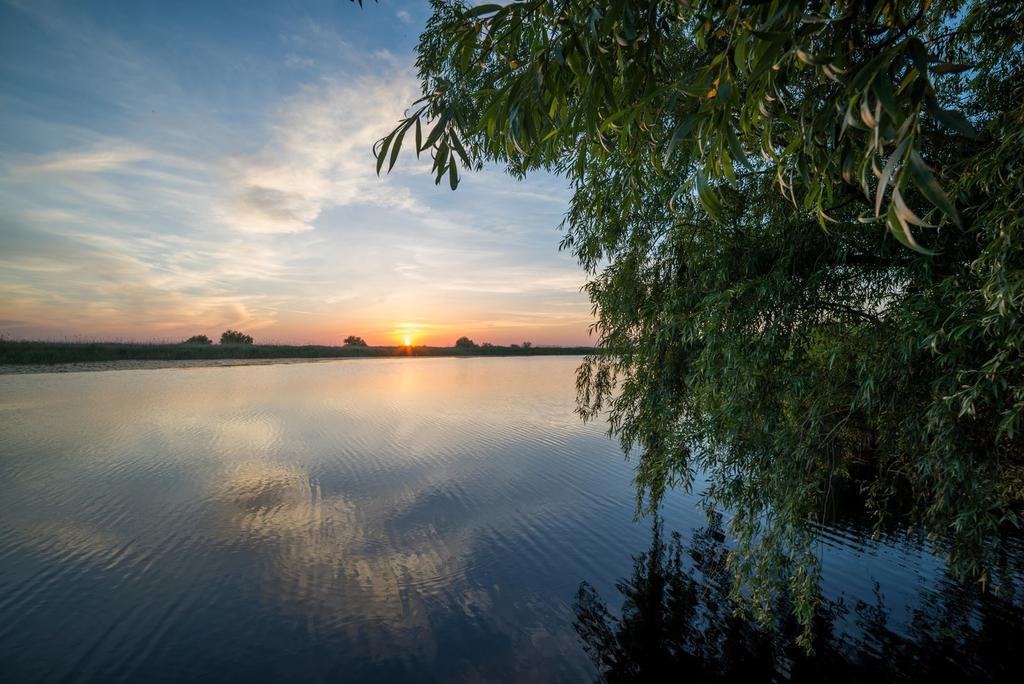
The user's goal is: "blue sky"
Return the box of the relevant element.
[0,0,593,346]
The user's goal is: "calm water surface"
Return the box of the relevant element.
[0,357,1020,681]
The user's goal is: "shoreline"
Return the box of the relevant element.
[0,348,594,376]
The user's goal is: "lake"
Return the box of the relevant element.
[0,357,1020,681]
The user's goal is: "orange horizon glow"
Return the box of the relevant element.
[0,321,595,347]
[1,292,595,347]
[0,319,594,348]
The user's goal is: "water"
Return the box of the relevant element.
[0,357,1020,682]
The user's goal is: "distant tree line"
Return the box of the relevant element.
[455,336,533,349]
[179,332,541,349]
[181,331,254,345]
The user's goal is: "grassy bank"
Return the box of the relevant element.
[0,340,596,365]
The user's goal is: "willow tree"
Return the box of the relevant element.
[376,0,1023,641]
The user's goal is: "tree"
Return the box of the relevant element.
[220,330,253,345]
[182,335,212,345]
[521,341,532,349]
[454,336,478,349]
[344,335,368,347]
[379,0,1024,643]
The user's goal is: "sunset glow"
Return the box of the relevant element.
[0,1,594,347]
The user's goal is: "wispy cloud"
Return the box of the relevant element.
[0,1,592,345]
[10,146,154,175]
[218,68,421,234]
[284,53,314,69]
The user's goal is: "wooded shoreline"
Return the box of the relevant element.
[0,340,596,366]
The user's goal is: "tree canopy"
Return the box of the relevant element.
[182,334,212,345]
[344,335,368,346]
[220,330,254,345]
[378,0,1024,643]
[454,336,478,349]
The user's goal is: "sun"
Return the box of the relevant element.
[403,336,412,347]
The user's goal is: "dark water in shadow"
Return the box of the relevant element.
[575,517,1023,683]
[0,357,1020,682]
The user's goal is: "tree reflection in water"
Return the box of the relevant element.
[574,517,1022,683]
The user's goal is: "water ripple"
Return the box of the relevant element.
[0,357,1020,682]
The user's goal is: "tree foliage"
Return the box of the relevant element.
[379,0,1024,642]
[344,335,368,346]
[454,335,479,349]
[220,330,254,345]
[182,335,212,345]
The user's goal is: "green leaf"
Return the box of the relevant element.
[859,98,877,128]
[663,114,698,166]
[892,187,933,228]
[449,159,459,190]
[933,107,978,139]
[422,112,449,151]
[734,32,749,72]
[751,40,786,79]
[875,137,909,216]
[695,171,722,219]
[872,72,898,119]
[906,38,931,79]
[449,129,471,166]
[886,203,934,254]
[725,124,750,170]
[375,129,396,176]
[434,140,449,184]
[388,118,415,173]
[907,149,961,227]
[925,96,979,139]
[463,4,502,19]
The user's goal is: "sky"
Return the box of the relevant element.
[0,0,595,347]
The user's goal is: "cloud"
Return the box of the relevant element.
[283,53,315,69]
[222,186,322,234]
[0,209,299,340]
[218,67,422,234]
[0,2,594,345]
[396,10,414,24]
[9,146,154,175]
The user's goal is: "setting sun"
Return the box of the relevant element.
[403,336,412,347]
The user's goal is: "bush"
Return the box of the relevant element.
[344,335,368,347]
[220,330,253,345]
[182,335,212,345]
[454,336,477,349]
